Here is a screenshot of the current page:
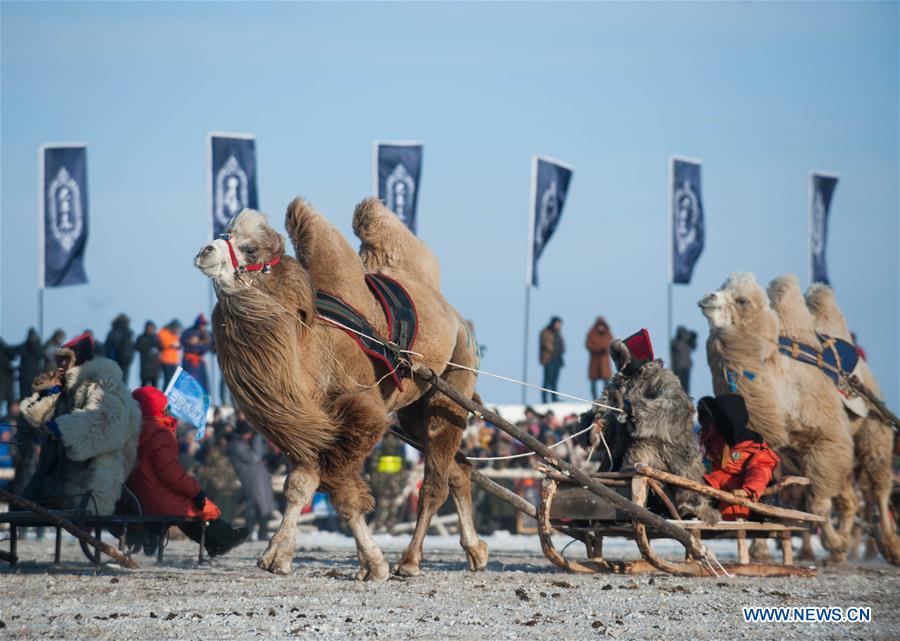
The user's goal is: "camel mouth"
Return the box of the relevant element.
[698,293,720,311]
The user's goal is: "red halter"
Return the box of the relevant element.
[221,234,282,274]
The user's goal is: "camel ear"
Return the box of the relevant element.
[285,197,317,269]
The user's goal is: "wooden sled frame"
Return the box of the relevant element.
[411,363,821,578]
[538,472,816,577]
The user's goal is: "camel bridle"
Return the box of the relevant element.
[220,233,282,275]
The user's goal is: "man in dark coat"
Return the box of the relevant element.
[105,314,135,383]
[539,317,565,403]
[0,338,17,412]
[227,415,277,541]
[17,328,44,400]
[585,317,613,398]
[670,326,698,394]
[134,321,163,388]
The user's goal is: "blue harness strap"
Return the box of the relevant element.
[777,334,860,386]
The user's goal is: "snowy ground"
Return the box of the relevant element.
[1,532,898,640]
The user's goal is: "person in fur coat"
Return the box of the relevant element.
[19,333,141,514]
[583,329,719,523]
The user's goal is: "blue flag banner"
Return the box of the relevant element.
[810,172,838,285]
[210,133,258,238]
[164,366,210,436]
[41,145,89,288]
[528,156,573,287]
[670,156,705,285]
[375,141,423,234]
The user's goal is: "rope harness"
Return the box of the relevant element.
[221,234,282,274]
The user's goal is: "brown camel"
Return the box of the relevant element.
[805,282,900,565]
[194,198,487,579]
[699,272,855,562]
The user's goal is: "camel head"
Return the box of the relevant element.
[698,272,778,341]
[194,209,286,292]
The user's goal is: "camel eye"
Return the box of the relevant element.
[736,297,749,306]
[242,245,257,256]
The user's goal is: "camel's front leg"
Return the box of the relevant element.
[258,465,319,575]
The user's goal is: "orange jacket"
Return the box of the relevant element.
[127,413,221,520]
[702,434,779,520]
[158,328,181,366]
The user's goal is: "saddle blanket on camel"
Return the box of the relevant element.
[315,273,418,390]
[777,333,868,416]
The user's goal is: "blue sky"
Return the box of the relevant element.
[2,1,898,408]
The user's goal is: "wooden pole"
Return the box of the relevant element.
[412,363,715,563]
[846,375,900,432]
[633,464,824,523]
[0,488,139,569]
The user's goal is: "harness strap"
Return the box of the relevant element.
[221,234,282,274]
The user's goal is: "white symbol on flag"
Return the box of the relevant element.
[385,163,415,223]
[215,156,249,227]
[538,180,559,246]
[811,190,826,257]
[674,180,700,255]
[47,166,83,252]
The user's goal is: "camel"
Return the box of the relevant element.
[194,197,487,579]
[699,272,855,562]
[805,283,900,565]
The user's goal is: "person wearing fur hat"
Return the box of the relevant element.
[582,329,720,523]
[181,314,213,393]
[19,332,142,514]
[698,394,780,521]
[128,386,248,557]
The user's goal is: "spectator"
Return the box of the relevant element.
[585,317,613,398]
[181,314,213,393]
[0,419,12,488]
[135,321,163,388]
[158,319,182,387]
[105,314,136,383]
[539,316,565,403]
[4,401,41,496]
[227,414,277,541]
[19,332,141,514]
[127,386,248,557]
[670,326,698,394]
[42,330,66,373]
[17,328,43,400]
[197,428,241,523]
[0,337,17,413]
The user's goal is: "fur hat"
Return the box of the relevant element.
[624,329,653,363]
[195,313,209,328]
[57,332,95,367]
[132,386,168,418]
[698,394,761,445]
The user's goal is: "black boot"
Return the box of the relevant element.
[203,520,250,558]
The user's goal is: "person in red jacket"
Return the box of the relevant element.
[698,394,779,521]
[127,386,248,557]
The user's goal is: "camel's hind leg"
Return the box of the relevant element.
[801,434,854,563]
[856,421,900,565]
[394,373,483,576]
[258,464,319,575]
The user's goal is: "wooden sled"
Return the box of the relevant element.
[410,363,821,578]
[538,469,817,577]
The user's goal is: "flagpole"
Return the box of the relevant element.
[206,133,218,407]
[38,145,46,340]
[522,156,538,405]
[667,155,674,360]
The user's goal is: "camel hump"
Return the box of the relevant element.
[285,197,322,267]
[353,197,441,288]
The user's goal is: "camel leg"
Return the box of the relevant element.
[855,421,900,565]
[258,465,318,575]
[448,458,488,571]
[802,439,853,563]
[749,539,772,563]
[394,394,469,577]
[796,531,816,562]
[321,392,391,582]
